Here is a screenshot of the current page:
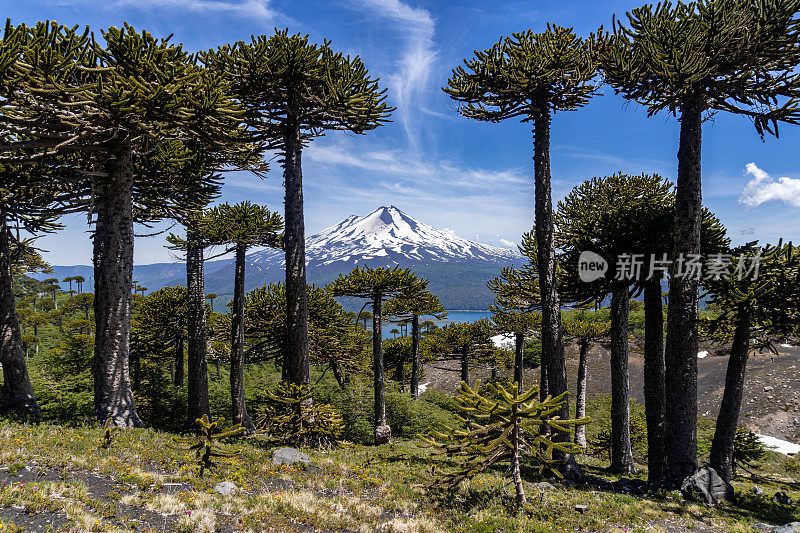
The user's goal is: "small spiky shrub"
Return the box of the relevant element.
[423,380,588,504]
[99,418,120,449]
[172,415,245,476]
[255,382,343,447]
[733,429,768,476]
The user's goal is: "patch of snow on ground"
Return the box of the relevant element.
[757,434,800,455]
[780,343,793,348]
[490,333,515,350]
[418,382,431,394]
[697,351,709,359]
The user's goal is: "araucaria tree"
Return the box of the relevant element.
[383,288,446,399]
[206,202,283,433]
[599,0,800,485]
[204,30,393,389]
[0,22,244,426]
[705,242,800,482]
[445,26,598,450]
[328,266,426,444]
[556,173,728,477]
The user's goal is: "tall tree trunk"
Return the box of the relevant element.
[230,243,255,433]
[644,279,667,484]
[283,129,310,386]
[539,362,549,402]
[665,98,703,487]
[514,332,524,393]
[460,345,469,386]
[330,359,347,389]
[395,357,404,391]
[186,233,210,425]
[410,314,420,399]
[575,337,589,447]
[610,283,636,474]
[511,411,526,504]
[92,146,142,427]
[173,335,184,387]
[709,306,751,483]
[533,111,569,445]
[0,210,40,419]
[373,297,390,444]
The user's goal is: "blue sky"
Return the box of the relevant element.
[8,0,800,265]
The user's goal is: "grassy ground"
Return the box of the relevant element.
[0,421,798,532]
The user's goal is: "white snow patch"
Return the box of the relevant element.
[418,382,431,394]
[780,343,793,348]
[697,351,709,359]
[490,333,515,350]
[757,434,800,456]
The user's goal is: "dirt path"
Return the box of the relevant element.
[423,342,800,442]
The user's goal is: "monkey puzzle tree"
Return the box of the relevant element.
[203,30,393,388]
[445,26,597,445]
[704,242,800,482]
[245,283,369,388]
[563,316,609,447]
[206,202,283,433]
[488,264,541,393]
[598,0,800,485]
[328,266,426,444]
[0,22,245,426]
[556,173,728,477]
[383,288,446,399]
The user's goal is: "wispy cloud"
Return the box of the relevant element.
[739,162,800,208]
[349,0,437,152]
[305,139,525,189]
[72,0,280,20]
[499,238,516,248]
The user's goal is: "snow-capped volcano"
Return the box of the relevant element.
[248,206,521,267]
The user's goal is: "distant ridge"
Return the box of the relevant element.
[42,206,524,310]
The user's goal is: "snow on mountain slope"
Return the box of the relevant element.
[248,206,521,267]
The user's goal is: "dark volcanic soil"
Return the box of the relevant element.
[423,341,800,442]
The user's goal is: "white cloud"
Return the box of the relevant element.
[350,0,437,151]
[305,139,525,188]
[739,162,800,208]
[113,0,276,20]
[499,238,516,248]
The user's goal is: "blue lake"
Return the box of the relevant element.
[380,310,489,339]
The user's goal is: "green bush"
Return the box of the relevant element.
[385,391,461,438]
[523,338,541,368]
[586,394,648,460]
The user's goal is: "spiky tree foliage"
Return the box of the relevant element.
[203,30,393,389]
[0,21,247,427]
[383,289,447,399]
[424,381,588,504]
[328,266,426,444]
[129,287,188,394]
[205,202,283,433]
[598,0,800,486]
[254,382,343,447]
[446,26,598,452]
[703,242,800,482]
[562,317,609,447]
[556,172,728,478]
[244,283,369,388]
[488,265,542,393]
[425,320,499,388]
[171,415,244,477]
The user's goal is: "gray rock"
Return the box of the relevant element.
[772,491,794,506]
[751,485,765,496]
[765,386,775,392]
[751,523,775,531]
[271,447,310,467]
[534,482,556,491]
[680,466,734,505]
[374,424,391,445]
[775,523,800,533]
[214,481,238,496]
